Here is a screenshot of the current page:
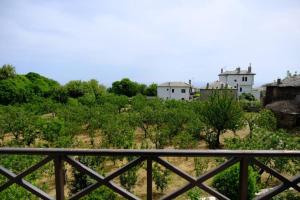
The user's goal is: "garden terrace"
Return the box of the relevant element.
[0,148,299,200]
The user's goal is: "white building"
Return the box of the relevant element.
[205,80,235,89]
[218,65,255,96]
[157,81,192,100]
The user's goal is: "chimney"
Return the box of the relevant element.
[189,80,191,85]
[277,78,281,85]
[206,83,209,89]
[221,68,223,73]
[248,63,252,73]
[236,67,241,73]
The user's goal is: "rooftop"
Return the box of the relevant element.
[158,82,191,87]
[219,66,255,76]
[202,80,235,89]
[266,75,300,87]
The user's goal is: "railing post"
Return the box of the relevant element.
[239,157,249,200]
[147,158,152,200]
[54,155,64,200]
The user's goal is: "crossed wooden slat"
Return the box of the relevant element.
[65,156,145,200]
[0,155,299,200]
[253,158,300,200]
[155,157,239,200]
[0,156,53,200]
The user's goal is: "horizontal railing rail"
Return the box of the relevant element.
[0,148,299,200]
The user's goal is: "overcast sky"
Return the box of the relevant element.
[0,0,299,87]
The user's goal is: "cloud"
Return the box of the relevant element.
[0,0,300,85]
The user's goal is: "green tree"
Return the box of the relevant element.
[153,163,170,193]
[256,109,277,131]
[85,79,106,100]
[0,64,16,80]
[225,128,300,181]
[120,157,139,192]
[164,101,192,141]
[101,113,135,149]
[37,117,74,147]
[144,83,157,96]
[52,86,68,103]
[1,106,37,144]
[110,78,140,97]
[201,92,244,148]
[65,80,86,98]
[69,157,92,194]
[0,75,34,104]
[244,112,258,138]
[25,72,59,97]
[174,131,196,149]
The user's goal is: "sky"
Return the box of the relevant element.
[0,0,300,87]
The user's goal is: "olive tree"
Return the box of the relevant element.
[201,92,244,148]
[0,64,16,80]
[1,106,38,145]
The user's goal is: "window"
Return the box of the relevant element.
[167,88,169,91]
[181,98,185,100]
[242,77,244,81]
[240,87,242,92]
[234,86,237,88]
[172,89,175,93]
[234,79,237,82]
[181,89,186,93]
[245,77,248,81]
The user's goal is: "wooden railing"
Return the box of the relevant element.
[0,148,299,200]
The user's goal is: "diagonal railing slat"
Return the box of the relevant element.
[67,155,144,200]
[155,157,230,200]
[154,157,195,183]
[0,156,52,192]
[65,157,139,199]
[0,148,299,200]
[197,183,230,200]
[0,166,53,200]
[255,174,300,200]
[160,157,240,200]
[252,158,300,192]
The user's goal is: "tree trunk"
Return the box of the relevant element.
[216,130,221,148]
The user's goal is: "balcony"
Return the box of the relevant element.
[0,148,299,200]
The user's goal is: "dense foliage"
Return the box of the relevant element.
[212,164,258,200]
[0,65,299,199]
[109,78,157,97]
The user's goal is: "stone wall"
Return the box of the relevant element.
[264,86,300,105]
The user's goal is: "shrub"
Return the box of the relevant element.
[239,100,262,112]
[187,187,202,200]
[256,109,277,131]
[153,163,170,192]
[0,185,37,200]
[212,164,258,200]
[119,167,138,192]
[239,93,256,101]
[82,186,117,200]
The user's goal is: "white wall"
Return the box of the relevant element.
[157,86,190,100]
[251,90,261,100]
[219,74,254,95]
